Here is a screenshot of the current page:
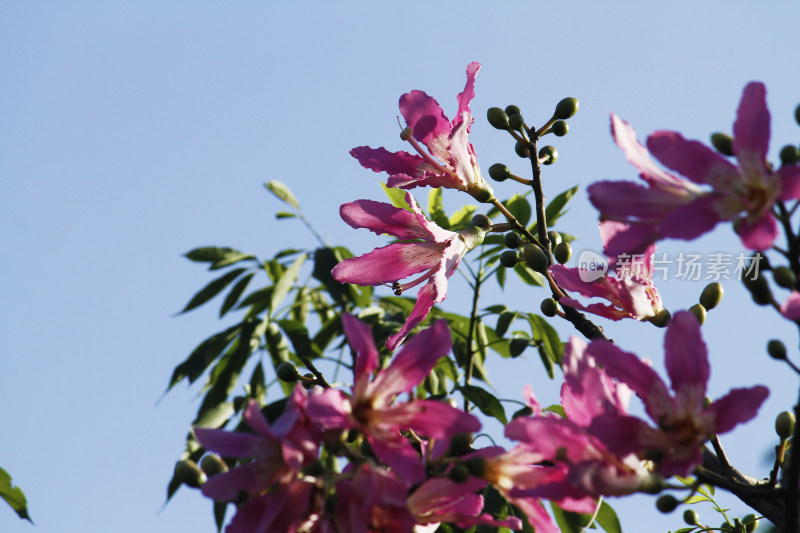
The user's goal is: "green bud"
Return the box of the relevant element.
[689,303,707,325]
[515,140,531,158]
[504,232,523,249]
[466,182,495,203]
[509,337,528,358]
[508,113,524,131]
[655,494,680,514]
[174,459,206,488]
[733,518,745,533]
[487,107,509,130]
[464,456,487,478]
[742,514,758,532]
[448,464,470,484]
[699,282,724,310]
[776,410,796,440]
[302,372,316,390]
[547,230,562,247]
[711,132,734,156]
[647,308,672,328]
[539,145,558,165]
[683,509,700,526]
[471,213,491,230]
[773,266,797,289]
[200,454,229,478]
[551,120,569,137]
[448,433,473,456]
[554,242,572,264]
[780,144,800,165]
[742,270,772,305]
[540,298,558,317]
[488,163,511,182]
[522,243,549,272]
[276,361,300,382]
[796,104,800,126]
[500,250,520,268]
[505,105,520,115]
[767,339,787,360]
[554,97,579,120]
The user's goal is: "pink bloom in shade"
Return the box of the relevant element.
[407,477,523,531]
[781,291,800,320]
[334,463,417,533]
[350,62,495,202]
[587,311,770,477]
[193,387,321,503]
[331,192,485,351]
[223,478,321,533]
[550,225,664,321]
[307,314,480,482]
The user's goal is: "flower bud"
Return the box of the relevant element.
[554,97,579,120]
[551,120,569,137]
[508,113,525,131]
[448,433,473,456]
[504,232,523,249]
[448,464,470,484]
[699,282,724,310]
[174,459,206,488]
[466,182,496,203]
[302,372,316,390]
[471,213,491,230]
[780,144,800,165]
[522,243,549,272]
[515,140,531,158]
[647,308,672,328]
[776,410,795,440]
[655,494,680,514]
[554,242,572,264]
[539,145,558,165]
[500,250,520,268]
[683,509,700,526]
[540,298,558,317]
[742,514,758,532]
[276,361,299,382]
[488,163,511,182]
[742,272,772,305]
[689,303,707,325]
[509,337,528,358]
[464,456,487,477]
[200,454,229,478]
[773,266,797,289]
[487,107,510,130]
[767,339,787,360]
[505,105,520,115]
[711,132,734,156]
[547,230,562,247]
[796,104,800,126]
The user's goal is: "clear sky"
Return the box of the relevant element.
[2,2,800,532]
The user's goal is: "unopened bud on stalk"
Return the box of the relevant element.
[699,282,724,310]
[508,113,525,131]
[504,232,523,249]
[174,459,206,488]
[200,454,229,478]
[540,298,558,317]
[554,97,579,120]
[301,372,316,390]
[742,273,772,306]
[276,361,300,382]
[780,145,800,165]
[539,145,558,165]
[547,231,562,247]
[656,494,680,513]
[500,250,520,268]
[522,244,549,272]
[551,120,569,136]
[515,140,531,158]
[683,509,700,526]
[767,339,787,360]
[471,213,491,230]
[742,514,758,532]
[554,242,572,264]
[795,104,800,126]
[505,105,520,115]
[448,464,470,484]
[773,266,797,289]
[487,107,510,130]
[488,163,511,182]
[710,133,734,156]
[689,304,706,325]
[647,308,672,328]
[776,410,796,440]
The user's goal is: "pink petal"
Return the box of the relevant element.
[406,192,457,243]
[562,337,628,426]
[455,62,481,124]
[342,313,379,390]
[350,145,430,180]
[781,291,800,320]
[588,180,684,219]
[399,89,451,161]
[506,417,596,463]
[369,436,426,485]
[647,131,738,188]
[601,221,660,259]
[193,427,262,458]
[664,311,708,411]
[332,242,443,285]
[777,165,800,201]
[306,388,355,429]
[588,413,661,457]
[201,462,284,501]
[660,195,724,240]
[385,269,444,352]
[386,169,464,191]
[738,213,779,250]
[339,198,436,241]
[373,319,452,398]
[387,399,481,439]
[707,386,769,434]
[733,82,770,162]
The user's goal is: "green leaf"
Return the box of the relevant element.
[527,314,563,379]
[248,362,267,400]
[264,180,300,210]
[220,272,255,317]
[513,263,545,286]
[505,194,532,227]
[184,247,255,270]
[461,385,507,424]
[428,188,450,229]
[181,268,248,314]
[167,324,241,389]
[495,311,517,337]
[544,185,578,226]
[270,254,308,316]
[596,500,622,533]
[277,319,321,359]
[0,467,31,521]
[448,205,477,231]
[214,501,229,533]
[551,503,591,533]
[380,181,411,211]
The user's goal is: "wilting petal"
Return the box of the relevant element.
[339,198,437,241]
[648,131,738,189]
[739,212,779,250]
[707,386,770,434]
[332,242,443,285]
[733,82,770,162]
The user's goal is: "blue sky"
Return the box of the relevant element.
[2,2,800,532]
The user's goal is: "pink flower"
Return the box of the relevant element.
[350,62,495,202]
[591,83,800,253]
[781,291,800,320]
[307,314,480,482]
[332,192,485,351]
[192,387,321,503]
[334,463,416,533]
[549,223,664,321]
[587,311,769,477]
